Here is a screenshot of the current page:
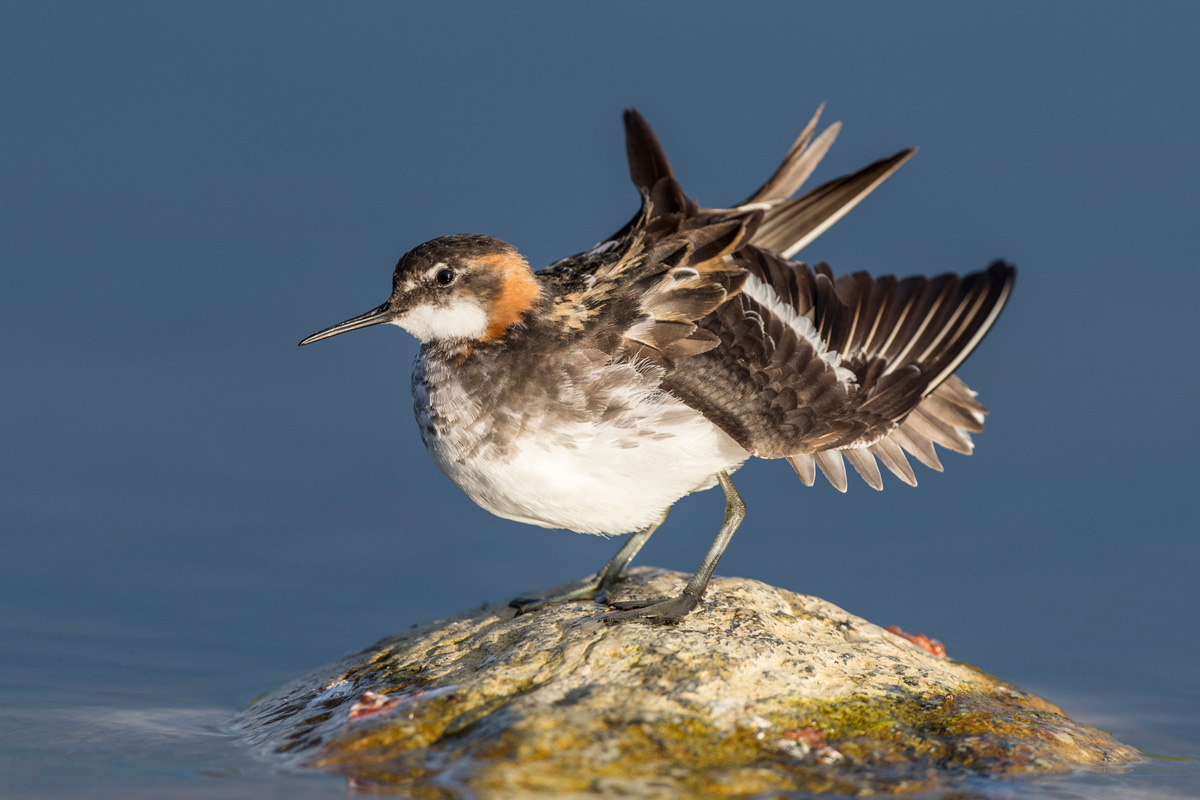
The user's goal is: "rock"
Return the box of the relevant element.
[236,568,1139,797]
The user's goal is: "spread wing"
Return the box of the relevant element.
[663,250,1015,490]
[539,105,914,370]
[541,107,1015,492]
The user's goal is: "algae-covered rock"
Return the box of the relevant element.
[236,568,1139,796]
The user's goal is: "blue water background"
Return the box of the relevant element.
[2,2,1198,796]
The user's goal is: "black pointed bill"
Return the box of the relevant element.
[298,302,394,346]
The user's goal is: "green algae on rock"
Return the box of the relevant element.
[235,568,1139,797]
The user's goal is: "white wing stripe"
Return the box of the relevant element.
[741,273,857,385]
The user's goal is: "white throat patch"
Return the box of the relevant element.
[393,300,488,343]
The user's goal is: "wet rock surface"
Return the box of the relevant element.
[236,568,1139,797]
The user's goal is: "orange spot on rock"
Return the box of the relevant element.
[781,726,826,747]
[347,690,401,721]
[886,625,946,657]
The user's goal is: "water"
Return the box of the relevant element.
[3,2,1198,797]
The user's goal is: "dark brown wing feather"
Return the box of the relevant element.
[740,103,836,205]
[664,248,1015,484]
[547,108,1014,491]
[541,110,759,368]
[659,278,858,453]
[611,107,911,259]
[624,109,677,198]
[752,149,915,257]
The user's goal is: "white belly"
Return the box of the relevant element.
[414,359,749,535]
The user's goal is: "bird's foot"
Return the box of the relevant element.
[597,591,700,623]
[509,577,607,615]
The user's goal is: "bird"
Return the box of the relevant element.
[299,105,1015,622]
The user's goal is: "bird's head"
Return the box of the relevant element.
[299,234,541,347]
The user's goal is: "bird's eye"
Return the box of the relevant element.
[435,268,456,286]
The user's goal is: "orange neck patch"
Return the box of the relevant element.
[480,252,540,342]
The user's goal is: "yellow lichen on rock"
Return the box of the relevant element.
[236,568,1139,797]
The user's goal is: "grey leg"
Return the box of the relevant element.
[509,509,668,615]
[601,471,745,623]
